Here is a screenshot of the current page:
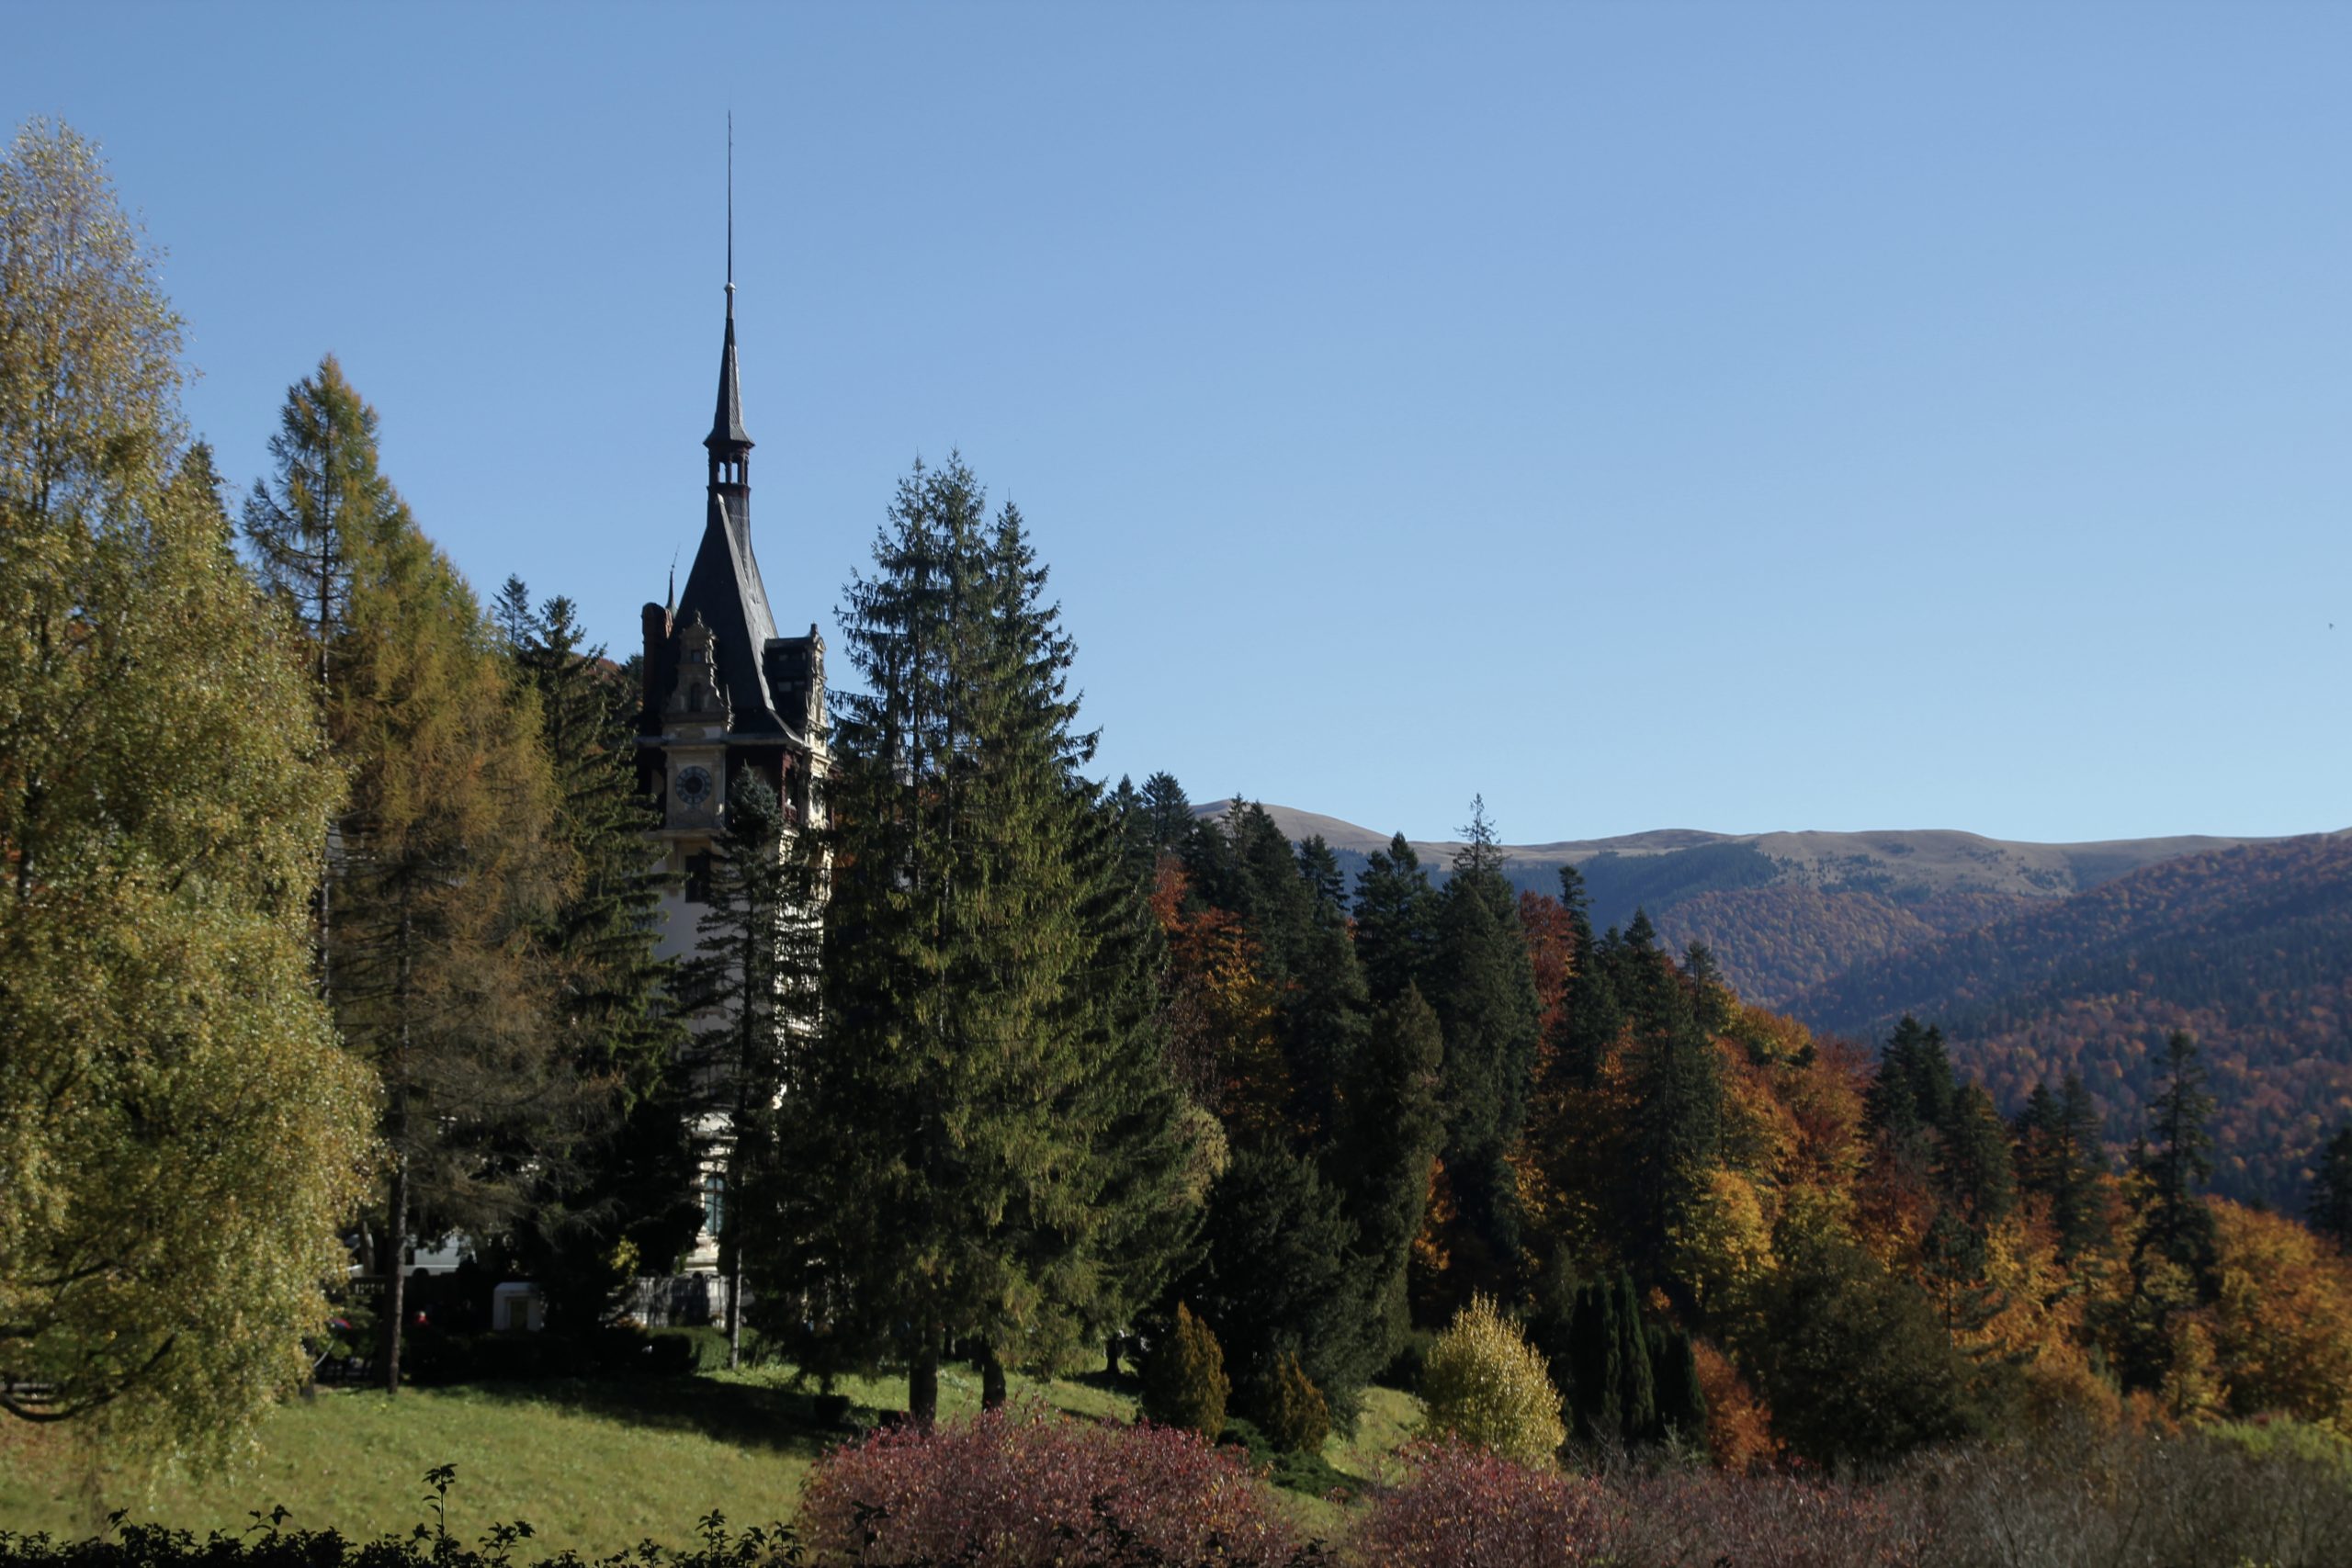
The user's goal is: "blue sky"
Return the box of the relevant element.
[8,3,2347,843]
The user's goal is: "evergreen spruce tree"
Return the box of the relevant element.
[1296,834,1347,912]
[1352,832,1438,1006]
[1053,760,1206,1385]
[1682,942,1735,1035]
[1185,801,1317,985]
[1554,866,1620,1088]
[1941,1083,2018,1229]
[2018,1074,2110,1261]
[1138,771,1196,855]
[1280,874,1369,1145]
[1180,797,1367,1145]
[1423,803,1543,1301]
[1754,1219,1990,1465]
[500,585,698,1326]
[2137,1031,2219,1283]
[680,770,795,1369]
[2105,1033,2222,1395]
[1606,911,1679,1034]
[1329,985,1446,1364]
[2052,1074,2111,1259]
[1181,1145,1382,1432]
[764,459,1193,1423]
[1623,965,1722,1289]
[1867,1016,1958,1143]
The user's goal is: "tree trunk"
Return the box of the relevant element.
[382,1161,408,1395]
[909,1333,940,1429]
[978,1341,1007,1410]
[726,1254,743,1371]
[1104,1334,1122,1378]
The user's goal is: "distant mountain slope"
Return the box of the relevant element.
[1202,800,2276,1006]
[1791,833,2352,1209]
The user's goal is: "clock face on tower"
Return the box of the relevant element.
[673,764,714,810]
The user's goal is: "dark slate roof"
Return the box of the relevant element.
[674,491,784,733]
[705,310,752,452]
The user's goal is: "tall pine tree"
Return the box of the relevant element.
[1421,800,1543,1305]
[763,458,1193,1422]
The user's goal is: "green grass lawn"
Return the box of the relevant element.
[0,1359,1422,1555]
[1,1381,819,1555]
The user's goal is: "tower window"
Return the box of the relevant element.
[684,852,714,904]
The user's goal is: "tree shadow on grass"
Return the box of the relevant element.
[458,1375,853,1457]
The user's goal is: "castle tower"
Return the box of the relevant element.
[638,236,826,1279]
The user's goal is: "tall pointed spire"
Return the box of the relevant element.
[725,109,735,321]
[706,112,752,473]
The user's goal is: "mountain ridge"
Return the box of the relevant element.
[1197,799,2297,900]
[1195,803,2310,1005]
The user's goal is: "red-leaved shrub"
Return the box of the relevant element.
[797,1407,1302,1565]
[1345,1440,1623,1567]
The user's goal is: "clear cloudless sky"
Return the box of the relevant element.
[7,2,2347,843]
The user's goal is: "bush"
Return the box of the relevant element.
[1621,1469,1926,1568]
[1140,1302,1229,1440]
[1421,1294,1566,1465]
[1348,1440,1621,1566]
[1911,1423,2352,1568]
[797,1406,1304,1566]
[1249,1350,1329,1455]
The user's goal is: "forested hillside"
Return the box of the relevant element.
[1209,801,2272,1007]
[1794,834,2352,1208]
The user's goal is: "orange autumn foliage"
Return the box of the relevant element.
[1692,1337,1779,1472]
[2210,1199,2352,1435]
[1150,858,1287,1143]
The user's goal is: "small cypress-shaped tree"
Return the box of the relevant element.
[1565,1278,1622,1442]
[1611,1270,1657,1443]
[1141,1303,1230,1440]
[1251,1349,1331,1455]
[1653,1325,1708,1450]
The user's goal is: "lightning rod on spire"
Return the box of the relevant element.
[725,112,735,317]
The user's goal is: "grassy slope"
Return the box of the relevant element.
[0,1368,1425,1554]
